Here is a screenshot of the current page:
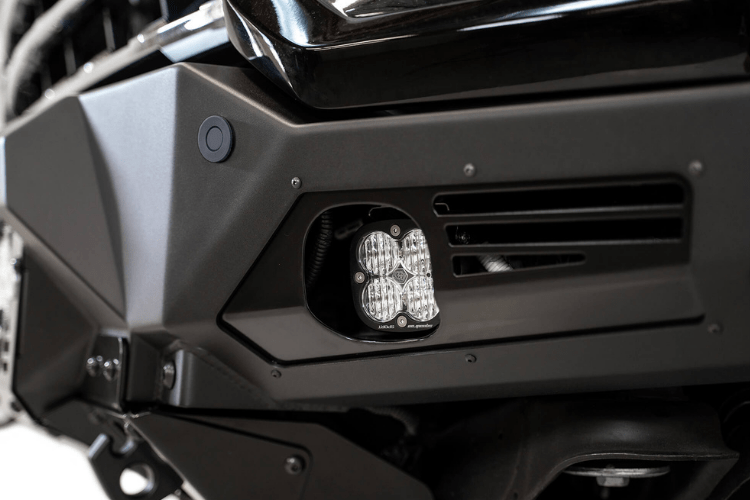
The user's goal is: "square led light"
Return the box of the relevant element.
[351,220,439,335]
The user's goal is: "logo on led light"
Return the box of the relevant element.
[392,268,408,284]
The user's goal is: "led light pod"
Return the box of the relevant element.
[350,220,440,336]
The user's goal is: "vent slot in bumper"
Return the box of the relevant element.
[434,181,685,216]
[453,253,586,276]
[447,218,684,246]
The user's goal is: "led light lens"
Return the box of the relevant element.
[358,231,401,276]
[402,275,439,321]
[354,225,439,327]
[362,277,402,322]
[401,229,431,276]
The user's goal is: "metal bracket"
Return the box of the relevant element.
[83,335,128,412]
[88,432,182,500]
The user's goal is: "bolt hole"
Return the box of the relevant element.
[120,463,156,497]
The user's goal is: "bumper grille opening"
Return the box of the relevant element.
[453,253,586,276]
[447,218,684,246]
[434,181,685,216]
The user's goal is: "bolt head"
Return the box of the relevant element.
[354,272,365,284]
[291,177,302,189]
[688,161,703,176]
[465,354,477,364]
[102,359,120,382]
[397,316,408,328]
[271,369,282,378]
[86,357,102,377]
[390,225,401,237]
[463,163,476,177]
[162,361,176,389]
[285,456,305,475]
[708,323,723,335]
[456,232,470,245]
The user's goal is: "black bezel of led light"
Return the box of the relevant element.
[350,219,440,335]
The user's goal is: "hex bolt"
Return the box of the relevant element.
[162,361,176,389]
[465,354,477,364]
[390,225,401,237]
[291,177,302,189]
[271,369,282,378]
[102,359,120,382]
[397,316,408,328]
[285,456,305,475]
[463,163,476,177]
[354,272,365,284]
[86,356,103,377]
[688,160,704,176]
[708,323,723,335]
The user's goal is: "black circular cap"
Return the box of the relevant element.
[198,116,233,162]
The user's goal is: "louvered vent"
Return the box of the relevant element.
[435,179,689,277]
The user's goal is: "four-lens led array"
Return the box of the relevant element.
[357,229,439,324]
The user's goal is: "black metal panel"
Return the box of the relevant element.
[88,432,183,500]
[4,98,125,315]
[81,335,128,411]
[225,0,750,108]
[223,178,696,361]
[3,63,750,407]
[132,413,434,500]
[13,252,98,418]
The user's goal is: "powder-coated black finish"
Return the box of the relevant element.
[88,433,183,500]
[223,180,693,361]
[13,253,98,419]
[132,412,433,500]
[3,63,750,407]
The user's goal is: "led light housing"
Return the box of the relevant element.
[351,220,439,336]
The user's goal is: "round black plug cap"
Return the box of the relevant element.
[198,116,233,163]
